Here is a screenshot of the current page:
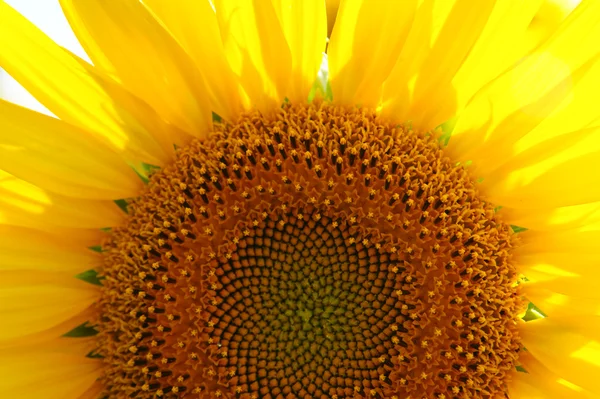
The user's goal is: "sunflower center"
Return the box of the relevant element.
[99,102,522,398]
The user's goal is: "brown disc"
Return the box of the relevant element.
[98,102,522,399]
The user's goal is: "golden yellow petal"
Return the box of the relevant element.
[0,169,125,230]
[520,229,600,255]
[272,0,327,103]
[501,200,600,232]
[0,271,99,342]
[38,227,108,248]
[0,306,95,349]
[448,2,600,204]
[0,340,102,399]
[1,334,97,359]
[384,1,584,132]
[524,286,600,317]
[460,66,600,199]
[518,225,600,315]
[0,100,142,200]
[142,0,244,121]
[481,129,600,209]
[214,0,292,111]
[518,230,600,298]
[77,381,103,399]
[443,1,544,124]
[68,52,186,152]
[521,317,600,394]
[510,377,588,399]
[58,0,213,137]
[526,0,582,52]
[57,1,117,78]
[0,225,99,273]
[511,351,593,398]
[328,0,417,107]
[0,2,172,163]
[382,0,515,129]
[526,277,600,299]
[518,250,600,283]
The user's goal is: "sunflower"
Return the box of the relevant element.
[1,0,599,398]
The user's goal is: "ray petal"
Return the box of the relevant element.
[0,271,99,342]
[328,0,417,107]
[0,338,102,399]
[447,2,600,209]
[0,169,125,230]
[520,316,600,394]
[501,200,600,232]
[142,0,244,120]
[214,0,292,112]
[58,0,213,137]
[511,350,594,398]
[0,1,173,163]
[0,225,100,274]
[381,0,542,130]
[272,0,327,103]
[0,100,142,200]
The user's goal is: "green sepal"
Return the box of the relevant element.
[63,322,98,337]
[76,269,103,286]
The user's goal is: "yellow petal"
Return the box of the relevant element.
[0,271,99,342]
[0,340,102,399]
[518,230,600,298]
[510,375,590,399]
[447,2,600,182]
[482,130,600,209]
[521,316,600,394]
[142,0,243,120]
[0,100,142,200]
[383,0,586,132]
[0,306,96,349]
[501,200,600,232]
[520,229,600,255]
[439,1,544,126]
[58,0,213,137]
[0,225,99,274]
[214,0,292,112]
[328,0,417,107]
[78,381,103,399]
[513,350,593,398]
[518,250,600,282]
[0,169,125,230]
[68,52,186,151]
[382,0,509,129]
[0,1,172,163]
[1,334,97,360]
[523,286,600,317]
[525,277,600,299]
[57,2,118,79]
[272,0,327,103]
[42,227,108,248]
[526,0,582,52]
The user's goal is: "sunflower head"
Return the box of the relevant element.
[1,0,599,398]
[98,102,523,398]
